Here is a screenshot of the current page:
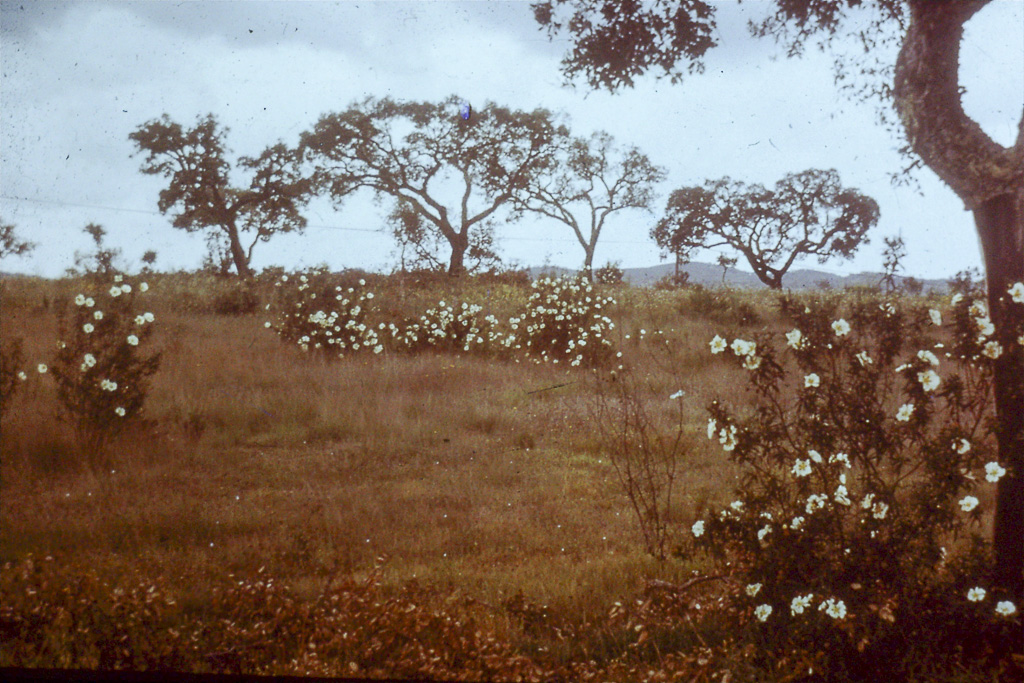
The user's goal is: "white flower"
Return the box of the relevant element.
[917,349,939,366]
[120,284,132,294]
[790,594,813,616]
[669,390,685,400]
[834,485,851,506]
[691,520,705,538]
[995,600,1017,616]
[114,406,126,417]
[959,496,979,512]
[819,598,847,620]
[832,319,851,336]
[94,311,103,320]
[967,587,986,602]
[975,317,995,337]
[806,494,828,514]
[855,350,873,366]
[719,425,738,452]
[109,286,122,297]
[929,309,942,326]
[969,300,987,317]
[746,583,762,597]
[982,341,1003,359]
[17,371,27,381]
[757,525,772,542]
[1007,282,1024,303]
[37,363,47,374]
[75,294,86,306]
[951,293,963,306]
[985,462,1006,483]
[83,323,94,334]
[139,282,149,292]
[808,449,823,464]
[114,274,123,283]
[786,329,804,350]
[755,604,772,622]
[144,312,154,323]
[83,353,96,367]
[792,459,812,477]
[896,403,915,422]
[707,418,717,440]
[135,315,146,325]
[917,370,941,392]
[872,501,889,520]
[790,516,805,530]
[861,493,875,510]
[731,338,756,357]
[804,373,820,388]
[126,335,139,346]
[742,354,762,371]
[829,452,851,468]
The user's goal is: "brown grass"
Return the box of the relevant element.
[6,274,976,678]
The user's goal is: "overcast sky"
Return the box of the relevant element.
[1,0,1021,280]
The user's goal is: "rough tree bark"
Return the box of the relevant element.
[895,0,1024,597]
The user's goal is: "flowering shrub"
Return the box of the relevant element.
[688,287,1024,679]
[49,274,160,451]
[515,276,616,367]
[397,299,506,355]
[265,268,383,356]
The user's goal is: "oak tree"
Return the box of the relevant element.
[652,169,878,289]
[515,130,665,280]
[534,0,1024,597]
[129,114,312,279]
[300,95,565,276]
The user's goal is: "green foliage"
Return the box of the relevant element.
[516,276,617,367]
[265,267,381,356]
[682,287,761,327]
[686,289,1023,679]
[49,274,161,452]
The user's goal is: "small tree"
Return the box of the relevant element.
[651,169,878,290]
[717,253,738,286]
[129,114,312,279]
[0,220,35,260]
[880,235,907,294]
[515,130,665,280]
[300,95,564,276]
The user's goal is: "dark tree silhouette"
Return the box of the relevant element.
[129,114,312,279]
[0,220,35,260]
[299,95,565,276]
[651,169,878,289]
[514,130,665,280]
[534,0,1024,598]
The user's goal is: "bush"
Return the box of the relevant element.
[685,288,1023,680]
[0,335,24,420]
[397,299,506,355]
[211,280,259,315]
[265,267,382,356]
[515,276,617,367]
[682,287,761,326]
[49,274,161,453]
[594,261,625,285]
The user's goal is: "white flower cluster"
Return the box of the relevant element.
[518,277,616,367]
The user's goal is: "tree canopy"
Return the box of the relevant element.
[533,0,1024,598]
[514,130,665,279]
[652,169,877,289]
[129,114,312,279]
[299,95,566,276]
[0,220,35,260]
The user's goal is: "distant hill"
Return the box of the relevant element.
[530,262,951,292]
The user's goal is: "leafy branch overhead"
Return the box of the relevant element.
[129,114,312,279]
[299,95,566,276]
[652,169,878,289]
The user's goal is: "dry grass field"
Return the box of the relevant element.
[4,272,994,680]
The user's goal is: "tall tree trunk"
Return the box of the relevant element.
[448,232,468,277]
[225,223,254,279]
[976,194,1024,598]
[583,246,595,283]
[895,0,1024,598]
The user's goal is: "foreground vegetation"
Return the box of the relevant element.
[1,270,1020,681]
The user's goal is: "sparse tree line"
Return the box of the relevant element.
[113,95,878,288]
